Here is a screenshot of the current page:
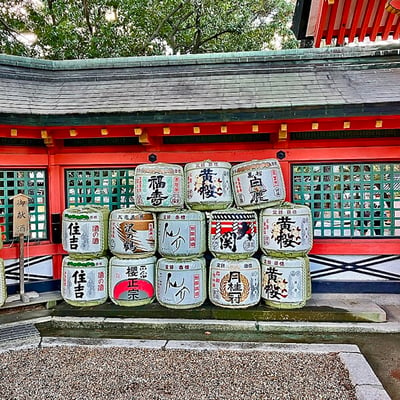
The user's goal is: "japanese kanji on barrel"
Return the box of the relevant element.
[231,159,285,210]
[109,256,156,307]
[134,163,184,211]
[185,160,232,210]
[61,256,108,306]
[109,207,156,258]
[260,202,313,257]
[208,209,258,259]
[209,258,261,308]
[158,210,206,259]
[156,257,206,309]
[62,205,109,258]
[261,255,308,309]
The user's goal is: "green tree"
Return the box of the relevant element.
[0,0,298,59]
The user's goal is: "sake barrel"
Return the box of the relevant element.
[158,210,206,259]
[61,256,108,307]
[209,258,260,309]
[209,209,258,259]
[109,207,156,258]
[185,160,233,210]
[261,255,307,309]
[0,258,6,307]
[109,256,156,307]
[260,202,313,257]
[231,159,285,210]
[156,257,206,309]
[134,163,184,211]
[62,205,109,258]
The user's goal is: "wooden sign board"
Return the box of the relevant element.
[11,193,31,237]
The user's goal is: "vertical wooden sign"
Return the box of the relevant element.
[11,193,31,302]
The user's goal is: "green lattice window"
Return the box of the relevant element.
[292,163,400,238]
[65,168,135,209]
[0,169,48,243]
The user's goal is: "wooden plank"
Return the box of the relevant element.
[359,1,375,41]
[337,0,352,44]
[314,0,330,47]
[370,1,387,41]
[348,0,363,42]
[382,12,396,40]
[325,0,340,44]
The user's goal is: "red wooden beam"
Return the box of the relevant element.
[359,1,376,41]
[382,12,396,40]
[325,0,340,45]
[370,1,387,41]
[337,0,353,44]
[348,0,364,42]
[314,0,331,48]
[393,16,400,39]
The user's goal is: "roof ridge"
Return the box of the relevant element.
[0,44,399,71]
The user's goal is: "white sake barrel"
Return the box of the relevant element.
[185,160,232,210]
[260,202,313,257]
[62,205,109,258]
[109,207,156,258]
[261,255,308,309]
[61,256,108,307]
[209,209,258,259]
[209,258,260,308]
[134,163,184,211]
[158,210,206,259]
[156,257,206,309]
[0,258,5,307]
[109,256,156,307]
[231,159,285,210]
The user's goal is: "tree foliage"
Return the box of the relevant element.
[0,0,298,59]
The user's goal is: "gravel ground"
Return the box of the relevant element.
[0,346,357,400]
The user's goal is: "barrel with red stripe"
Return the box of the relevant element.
[208,209,258,259]
[109,256,156,307]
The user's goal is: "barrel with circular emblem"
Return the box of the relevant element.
[109,256,156,307]
[231,159,285,210]
[209,257,261,308]
[261,255,308,309]
[61,256,108,307]
[185,160,233,210]
[134,163,184,211]
[62,205,109,258]
[156,257,206,309]
[260,202,313,257]
[158,210,206,259]
[109,207,156,258]
[208,209,258,259]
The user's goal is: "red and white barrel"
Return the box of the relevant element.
[209,258,261,308]
[261,255,308,309]
[109,207,156,258]
[134,163,184,211]
[158,210,206,259]
[156,257,206,309]
[231,159,285,210]
[260,202,313,257]
[208,209,258,259]
[62,205,109,258]
[185,160,232,210]
[61,256,108,307]
[109,256,156,307]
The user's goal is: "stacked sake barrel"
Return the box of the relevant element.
[135,163,207,309]
[259,206,313,309]
[61,205,109,306]
[185,161,259,309]
[108,207,157,307]
[0,233,6,307]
